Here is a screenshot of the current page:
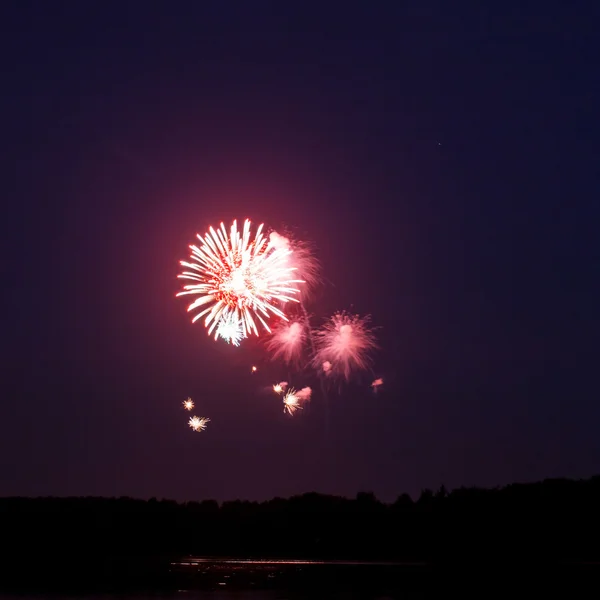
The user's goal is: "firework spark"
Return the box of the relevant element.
[266,320,306,365]
[183,397,194,410]
[273,381,288,394]
[177,219,305,340]
[251,365,257,373]
[188,416,210,432]
[313,312,377,382]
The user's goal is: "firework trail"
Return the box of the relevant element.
[188,416,210,432]
[177,219,305,341]
[313,311,377,382]
[183,398,194,410]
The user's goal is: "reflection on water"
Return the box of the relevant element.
[0,594,415,600]
[1,558,596,598]
[168,557,429,597]
[177,558,327,565]
[0,558,430,599]
[177,558,425,564]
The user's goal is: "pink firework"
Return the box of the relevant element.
[371,378,384,392]
[266,319,306,365]
[313,312,378,382]
[296,386,312,402]
[269,232,321,298]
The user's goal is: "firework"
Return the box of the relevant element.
[371,378,383,391]
[188,416,210,432]
[282,386,312,415]
[269,232,320,298]
[216,313,244,346]
[177,219,305,340]
[183,397,194,410]
[313,312,377,382]
[175,219,381,425]
[282,389,302,415]
[273,381,288,394]
[296,386,312,402]
[266,320,306,365]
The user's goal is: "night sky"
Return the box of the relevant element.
[2,2,598,502]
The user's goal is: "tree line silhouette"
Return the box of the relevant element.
[1,476,599,591]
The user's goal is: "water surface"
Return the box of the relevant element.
[1,557,597,598]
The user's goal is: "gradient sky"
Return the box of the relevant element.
[1,2,598,502]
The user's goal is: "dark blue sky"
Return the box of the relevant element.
[1,2,598,502]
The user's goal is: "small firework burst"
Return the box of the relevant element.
[188,416,210,432]
[183,397,194,410]
[371,378,383,392]
[282,389,302,415]
[282,386,312,415]
[251,365,257,373]
[267,320,306,365]
[313,312,377,382]
[273,381,288,394]
[216,313,245,346]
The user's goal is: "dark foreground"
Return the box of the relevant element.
[3,477,600,562]
[1,557,599,596]
[2,476,600,594]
